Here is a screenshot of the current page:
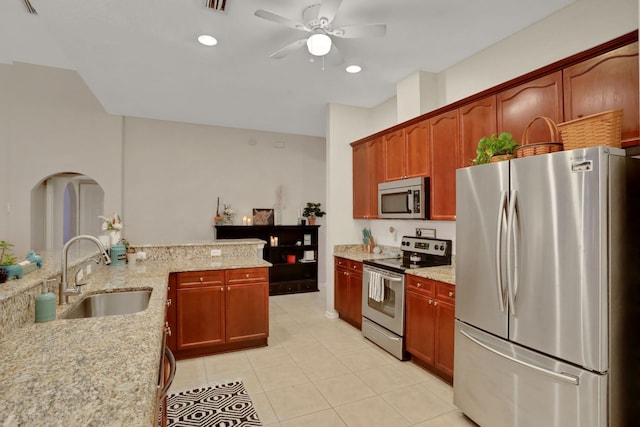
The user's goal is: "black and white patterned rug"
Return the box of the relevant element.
[167,380,262,426]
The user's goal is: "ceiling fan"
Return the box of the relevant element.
[254,0,386,60]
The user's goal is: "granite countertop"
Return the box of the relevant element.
[333,244,456,285]
[0,241,270,427]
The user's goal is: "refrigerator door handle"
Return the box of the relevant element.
[506,190,518,315]
[460,330,580,385]
[495,190,507,312]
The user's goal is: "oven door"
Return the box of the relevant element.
[362,265,405,335]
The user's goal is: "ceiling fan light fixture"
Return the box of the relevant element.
[307,33,332,56]
[346,65,362,74]
[197,34,218,46]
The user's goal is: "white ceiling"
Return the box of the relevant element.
[1,0,574,137]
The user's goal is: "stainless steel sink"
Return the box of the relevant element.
[63,289,152,319]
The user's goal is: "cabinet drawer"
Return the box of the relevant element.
[176,271,224,289]
[226,267,269,284]
[406,275,435,296]
[436,282,455,303]
[348,260,363,273]
[335,257,348,268]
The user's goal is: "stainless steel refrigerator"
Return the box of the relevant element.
[454,146,640,427]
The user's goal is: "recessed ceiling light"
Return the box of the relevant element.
[346,65,362,74]
[197,34,218,46]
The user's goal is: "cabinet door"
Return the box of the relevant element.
[176,285,225,350]
[429,110,459,220]
[348,269,363,329]
[353,141,371,218]
[434,299,455,380]
[226,282,269,343]
[384,129,407,181]
[405,290,435,365]
[497,72,563,144]
[459,96,497,168]
[334,258,349,315]
[405,120,430,177]
[166,273,177,352]
[353,138,383,219]
[563,42,639,145]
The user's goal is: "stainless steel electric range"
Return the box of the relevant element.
[361,236,452,360]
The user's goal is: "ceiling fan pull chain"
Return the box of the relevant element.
[23,0,37,14]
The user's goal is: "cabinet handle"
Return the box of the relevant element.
[448,291,454,297]
[166,299,172,307]
[164,322,171,336]
[220,288,224,292]
[417,283,422,288]
[428,299,433,304]
[434,301,438,306]
[227,286,230,291]
[199,277,204,282]
[246,273,250,278]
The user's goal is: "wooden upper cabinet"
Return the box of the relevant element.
[459,96,497,168]
[563,42,639,146]
[405,120,430,177]
[383,119,430,181]
[352,137,383,219]
[383,129,407,181]
[429,110,459,221]
[497,71,563,145]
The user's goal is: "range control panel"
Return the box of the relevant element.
[401,236,451,257]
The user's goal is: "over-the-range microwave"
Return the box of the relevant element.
[378,177,429,219]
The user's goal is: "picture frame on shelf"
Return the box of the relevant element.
[252,208,274,226]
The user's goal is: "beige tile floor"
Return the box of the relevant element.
[169,288,477,427]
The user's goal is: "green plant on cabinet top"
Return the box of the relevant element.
[473,132,519,165]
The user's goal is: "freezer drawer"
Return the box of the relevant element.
[454,321,607,427]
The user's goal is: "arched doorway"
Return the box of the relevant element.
[31,173,105,251]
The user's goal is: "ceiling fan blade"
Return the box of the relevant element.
[270,39,308,59]
[254,9,309,32]
[23,0,37,14]
[330,23,387,39]
[318,0,342,23]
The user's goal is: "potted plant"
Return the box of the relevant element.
[473,132,519,165]
[302,202,326,225]
[0,240,19,281]
[122,239,137,264]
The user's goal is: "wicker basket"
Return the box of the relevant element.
[557,109,623,150]
[515,116,564,158]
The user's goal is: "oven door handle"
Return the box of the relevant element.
[380,275,403,282]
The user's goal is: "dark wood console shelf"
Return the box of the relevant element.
[215,225,319,296]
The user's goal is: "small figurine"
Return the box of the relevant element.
[26,251,43,268]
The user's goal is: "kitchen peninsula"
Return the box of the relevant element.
[0,239,270,426]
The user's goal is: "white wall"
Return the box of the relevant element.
[6,63,123,255]
[0,64,327,289]
[0,64,10,240]
[122,116,327,284]
[441,0,638,105]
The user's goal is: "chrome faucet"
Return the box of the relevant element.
[59,235,111,304]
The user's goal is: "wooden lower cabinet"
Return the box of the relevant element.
[405,275,455,383]
[170,268,269,359]
[334,257,363,329]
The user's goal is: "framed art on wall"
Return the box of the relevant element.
[252,209,274,225]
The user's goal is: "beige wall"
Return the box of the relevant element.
[6,63,123,255]
[0,64,327,287]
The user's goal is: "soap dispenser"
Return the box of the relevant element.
[35,279,57,322]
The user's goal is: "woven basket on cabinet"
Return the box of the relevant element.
[515,116,564,158]
[557,109,623,150]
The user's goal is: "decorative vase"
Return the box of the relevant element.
[109,230,121,246]
[307,216,316,225]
